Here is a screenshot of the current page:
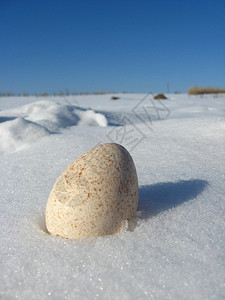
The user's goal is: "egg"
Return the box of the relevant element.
[45,143,138,239]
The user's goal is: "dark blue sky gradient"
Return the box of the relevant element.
[0,0,224,94]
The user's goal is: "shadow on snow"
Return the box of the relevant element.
[137,179,208,219]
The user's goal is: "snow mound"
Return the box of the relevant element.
[0,101,108,154]
[77,109,107,127]
[0,100,108,131]
[0,117,51,154]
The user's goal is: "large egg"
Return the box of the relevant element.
[45,143,138,239]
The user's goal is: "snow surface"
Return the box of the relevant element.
[0,93,225,299]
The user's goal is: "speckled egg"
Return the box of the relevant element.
[45,143,139,239]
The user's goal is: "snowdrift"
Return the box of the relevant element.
[0,100,108,154]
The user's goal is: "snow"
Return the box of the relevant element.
[0,117,51,154]
[0,100,107,154]
[0,93,225,299]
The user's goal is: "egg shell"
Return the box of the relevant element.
[45,143,138,239]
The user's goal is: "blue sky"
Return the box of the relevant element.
[0,0,224,94]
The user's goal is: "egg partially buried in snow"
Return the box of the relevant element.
[45,143,138,239]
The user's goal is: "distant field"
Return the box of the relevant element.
[188,86,225,95]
